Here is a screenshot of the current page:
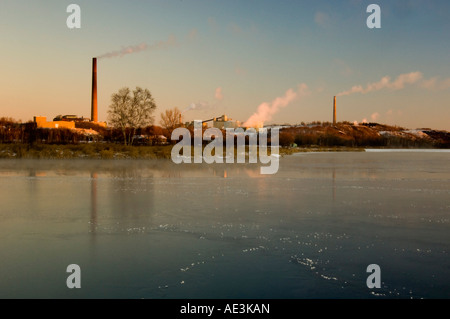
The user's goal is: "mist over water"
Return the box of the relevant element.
[0,152,449,298]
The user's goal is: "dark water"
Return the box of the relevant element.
[0,151,449,299]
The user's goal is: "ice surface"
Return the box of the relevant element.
[0,152,449,298]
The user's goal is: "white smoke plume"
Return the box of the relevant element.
[337,72,423,97]
[97,35,177,59]
[371,112,380,121]
[215,87,223,100]
[243,83,309,127]
[183,101,211,113]
[420,76,450,91]
[183,87,224,113]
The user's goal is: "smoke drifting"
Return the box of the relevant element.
[97,35,177,59]
[184,101,211,113]
[337,72,423,97]
[420,76,450,91]
[243,84,309,127]
[183,87,224,113]
[215,87,224,100]
[371,112,380,121]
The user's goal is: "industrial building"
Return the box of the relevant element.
[184,114,241,129]
[34,57,106,129]
[53,115,88,122]
[203,115,241,129]
[33,116,76,129]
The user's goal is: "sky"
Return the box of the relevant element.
[0,0,449,130]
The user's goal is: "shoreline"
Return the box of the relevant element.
[0,143,448,160]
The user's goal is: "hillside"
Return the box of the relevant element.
[277,122,450,148]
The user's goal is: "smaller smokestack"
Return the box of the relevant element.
[179,113,182,125]
[91,58,98,123]
[333,96,337,126]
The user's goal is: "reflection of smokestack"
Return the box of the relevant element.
[333,96,337,126]
[332,167,336,202]
[91,58,98,122]
[90,172,98,236]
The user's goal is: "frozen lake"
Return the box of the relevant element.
[0,151,449,299]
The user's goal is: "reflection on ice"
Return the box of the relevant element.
[0,151,449,298]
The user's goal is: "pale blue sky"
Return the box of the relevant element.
[0,0,449,129]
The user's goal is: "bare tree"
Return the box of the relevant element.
[108,87,157,145]
[160,107,182,140]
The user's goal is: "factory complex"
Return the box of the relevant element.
[32,57,340,139]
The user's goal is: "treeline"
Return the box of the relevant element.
[277,123,448,148]
[0,118,169,145]
[1,117,448,148]
[279,125,385,147]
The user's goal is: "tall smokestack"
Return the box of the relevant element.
[91,58,98,122]
[333,96,337,126]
